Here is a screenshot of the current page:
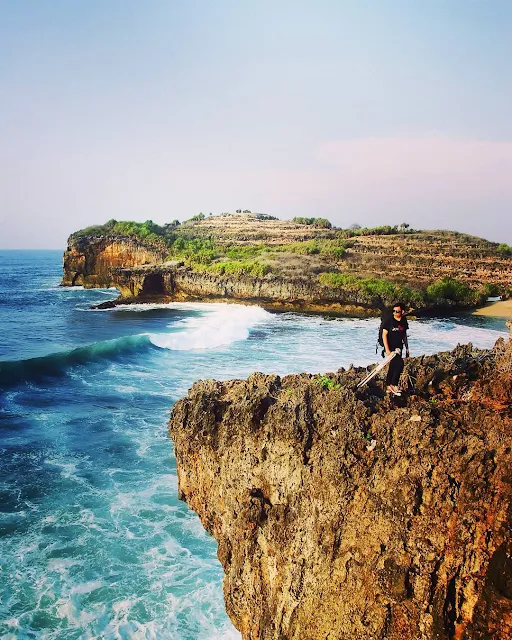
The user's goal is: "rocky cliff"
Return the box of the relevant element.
[169,340,512,639]
[106,263,390,315]
[61,235,168,287]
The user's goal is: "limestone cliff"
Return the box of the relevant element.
[169,341,512,639]
[106,263,388,315]
[61,235,168,287]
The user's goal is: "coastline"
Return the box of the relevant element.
[472,299,512,318]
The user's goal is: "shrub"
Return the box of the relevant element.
[319,240,346,259]
[316,376,340,391]
[225,245,267,260]
[339,224,415,238]
[497,243,512,257]
[479,283,501,298]
[425,278,478,305]
[318,272,423,307]
[254,213,279,220]
[318,272,359,289]
[208,261,271,277]
[292,217,332,229]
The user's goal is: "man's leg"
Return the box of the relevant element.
[386,355,404,388]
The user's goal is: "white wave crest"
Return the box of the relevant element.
[412,319,508,350]
[148,304,270,350]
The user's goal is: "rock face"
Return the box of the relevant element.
[169,341,512,639]
[61,235,168,287]
[110,263,386,315]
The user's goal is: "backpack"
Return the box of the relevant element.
[376,310,392,356]
[377,323,384,349]
[376,323,385,356]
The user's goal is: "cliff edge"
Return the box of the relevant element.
[169,340,512,639]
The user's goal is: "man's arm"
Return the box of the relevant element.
[383,328,391,356]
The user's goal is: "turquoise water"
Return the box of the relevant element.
[0,250,508,639]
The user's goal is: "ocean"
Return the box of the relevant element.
[0,250,508,640]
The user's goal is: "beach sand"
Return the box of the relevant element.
[472,299,512,318]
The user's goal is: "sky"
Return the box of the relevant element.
[1,0,511,249]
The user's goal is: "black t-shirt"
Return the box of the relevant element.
[382,316,409,351]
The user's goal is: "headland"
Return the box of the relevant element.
[61,213,512,317]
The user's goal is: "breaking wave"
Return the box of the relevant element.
[0,334,154,387]
[148,304,271,350]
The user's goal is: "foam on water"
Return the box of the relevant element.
[149,304,271,350]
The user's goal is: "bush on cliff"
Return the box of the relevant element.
[318,272,421,306]
[225,245,268,260]
[425,277,480,306]
[169,237,218,265]
[274,238,346,258]
[199,260,271,277]
[339,224,416,238]
[292,217,332,229]
[72,219,174,248]
[320,273,485,308]
[497,243,512,257]
[479,282,502,298]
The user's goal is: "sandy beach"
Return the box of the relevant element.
[472,299,512,317]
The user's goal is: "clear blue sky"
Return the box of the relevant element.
[1,0,511,248]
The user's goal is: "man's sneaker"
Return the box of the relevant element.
[386,385,401,397]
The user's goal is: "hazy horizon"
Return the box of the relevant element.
[1,1,511,249]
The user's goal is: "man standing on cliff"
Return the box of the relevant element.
[382,302,409,396]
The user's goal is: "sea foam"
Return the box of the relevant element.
[149,304,271,350]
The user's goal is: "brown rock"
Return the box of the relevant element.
[169,343,512,639]
[61,235,168,288]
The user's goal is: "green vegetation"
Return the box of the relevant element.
[425,277,479,305]
[71,218,179,247]
[254,213,279,221]
[497,243,512,257]
[318,272,485,308]
[318,272,421,306]
[479,283,502,298]
[185,212,206,223]
[339,224,415,237]
[224,244,268,260]
[292,217,332,229]
[316,376,341,391]
[276,238,346,258]
[165,237,270,276]
[201,261,271,277]
[167,237,218,265]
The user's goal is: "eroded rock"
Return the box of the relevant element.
[169,344,512,639]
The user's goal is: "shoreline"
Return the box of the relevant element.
[471,299,512,318]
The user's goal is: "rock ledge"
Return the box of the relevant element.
[169,342,512,639]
